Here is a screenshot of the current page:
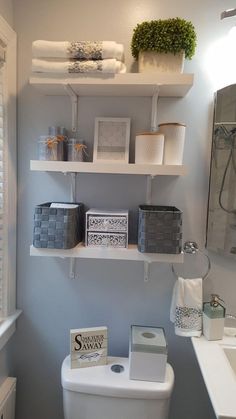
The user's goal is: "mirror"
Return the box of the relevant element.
[206,84,236,258]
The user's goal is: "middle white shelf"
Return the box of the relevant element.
[30,161,186,264]
[30,243,184,263]
[30,160,187,176]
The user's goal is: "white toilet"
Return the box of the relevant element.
[61,355,174,419]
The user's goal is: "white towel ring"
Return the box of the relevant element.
[172,241,211,280]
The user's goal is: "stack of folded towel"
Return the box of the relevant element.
[32,40,126,74]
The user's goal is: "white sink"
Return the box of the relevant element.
[223,345,236,376]
[192,334,236,419]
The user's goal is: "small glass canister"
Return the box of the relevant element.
[67,139,87,162]
[38,135,60,161]
[48,126,67,161]
[37,126,67,161]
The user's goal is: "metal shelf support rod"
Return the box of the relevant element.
[69,172,77,279]
[146,175,155,205]
[144,261,150,282]
[64,83,79,280]
[151,87,160,132]
[64,84,78,134]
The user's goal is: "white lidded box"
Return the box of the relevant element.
[129,325,167,382]
[85,208,128,248]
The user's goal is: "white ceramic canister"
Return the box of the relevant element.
[135,132,164,164]
[158,123,186,165]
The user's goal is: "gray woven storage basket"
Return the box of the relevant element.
[138,205,182,254]
[33,202,84,249]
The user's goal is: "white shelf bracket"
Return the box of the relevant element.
[69,172,77,279]
[69,258,79,280]
[70,172,76,202]
[146,175,154,204]
[64,84,78,134]
[144,261,151,282]
[151,86,160,132]
[147,85,158,205]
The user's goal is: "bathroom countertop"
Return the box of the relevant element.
[191,334,236,419]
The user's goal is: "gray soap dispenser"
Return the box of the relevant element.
[203,294,225,340]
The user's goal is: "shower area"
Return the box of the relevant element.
[207,84,236,257]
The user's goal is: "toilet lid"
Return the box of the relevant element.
[61,356,174,399]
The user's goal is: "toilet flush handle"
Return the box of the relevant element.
[111,364,124,373]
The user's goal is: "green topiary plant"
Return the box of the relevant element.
[131,17,197,60]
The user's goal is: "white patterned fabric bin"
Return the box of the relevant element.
[85,209,128,248]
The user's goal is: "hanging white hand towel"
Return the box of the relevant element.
[170,276,203,337]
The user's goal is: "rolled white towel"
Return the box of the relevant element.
[32,58,126,74]
[32,40,124,61]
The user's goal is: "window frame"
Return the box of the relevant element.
[0,14,20,349]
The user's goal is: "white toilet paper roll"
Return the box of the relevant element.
[135,132,164,164]
[158,123,186,165]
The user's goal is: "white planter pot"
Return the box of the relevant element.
[158,123,186,165]
[135,132,164,164]
[138,51,185,74]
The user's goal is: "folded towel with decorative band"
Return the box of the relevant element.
[32,58,126,74]
[170,276,203,337]
[32,40,124,61]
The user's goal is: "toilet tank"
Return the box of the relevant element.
[61,356,174,419]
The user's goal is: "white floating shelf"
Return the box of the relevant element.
[29,73,194,97]
[30,244,183,263]
[30,160,187,176]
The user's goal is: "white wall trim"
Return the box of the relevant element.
[0,310,21,352]
[0,14,17,317]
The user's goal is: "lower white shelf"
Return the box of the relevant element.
[30,243,183,263]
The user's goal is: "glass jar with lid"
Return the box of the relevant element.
[37,126,67,161]
[37,135,60,161]
[49,126,67,160]
[67,138,87,162]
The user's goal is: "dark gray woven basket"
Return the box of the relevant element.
[33,202,84,249]
[138,205,182,254]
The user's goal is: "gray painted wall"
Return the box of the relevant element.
[10,0,236,418]
[0,0,13,27]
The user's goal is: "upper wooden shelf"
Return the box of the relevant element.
[29,73,194,97]
[30,161,187,176]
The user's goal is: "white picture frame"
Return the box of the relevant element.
[93,117,130,163]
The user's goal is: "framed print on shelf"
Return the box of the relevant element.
[93,117,130,163]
